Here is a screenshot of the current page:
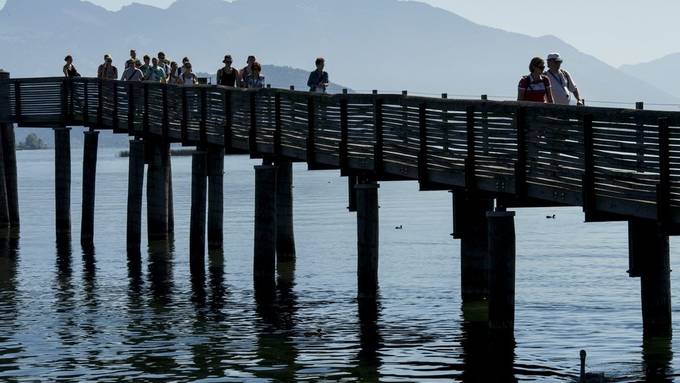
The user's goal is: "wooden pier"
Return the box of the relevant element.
[1,72,680,339]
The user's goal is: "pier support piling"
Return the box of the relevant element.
[207,147,224,249]
[1,124,19,227]
[254,164,277,291]
[54,127,71,237]
[629,219,672,338]
[347,175,358,212]
[0,127,9,229]
[190,150,208,278]
[356,180,379,299]
[146,139,170,240]
[276,160,295,261]
[487,210,516,336]
[455,193,494,303]
[126,139,145,250]
[80,131,99,246]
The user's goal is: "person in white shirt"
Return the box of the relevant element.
[121,60,144,81]
[544,53,583,105]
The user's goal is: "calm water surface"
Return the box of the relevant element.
[0,144,679,382]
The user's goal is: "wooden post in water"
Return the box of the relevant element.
[146,139,170,240]
[207,146,224,249]
[276,160,295,260]
[254,164,277,291]
[54,127,71,237]
[1,123,19,227]
[0,126,10,229]
[166,145,174,235]
[126,139,145,250]
[80,130,99,246]
[356,179,379,299]
[347,175,358,212]
[190,150,208,278]
[454,193,493,302]
[629,219,672,338]
[487,210,516,335]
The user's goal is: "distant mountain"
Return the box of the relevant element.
[0,0,677,106]
[620,54,680,101]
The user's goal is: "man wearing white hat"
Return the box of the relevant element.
[544,53,583,105]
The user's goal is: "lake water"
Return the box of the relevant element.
[0,144,678,382]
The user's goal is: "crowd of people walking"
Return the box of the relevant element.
[63,49,584,105]
[63,50,329,93]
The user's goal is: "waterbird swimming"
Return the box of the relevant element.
[579,350,605,383]
[395,225,403,230]
[546,214,556,219]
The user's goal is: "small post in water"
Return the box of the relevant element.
[126,139,145,250]
[276,160,295,261]
[487,210,517,337]
[207,146,224,249]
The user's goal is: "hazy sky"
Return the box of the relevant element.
[1,0,676,67]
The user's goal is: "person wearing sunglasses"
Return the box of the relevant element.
[518,57,554,103]
[544,53,583,105]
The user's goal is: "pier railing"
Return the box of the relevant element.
[2,75,680,228]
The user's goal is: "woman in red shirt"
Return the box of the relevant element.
[518,57,554,103]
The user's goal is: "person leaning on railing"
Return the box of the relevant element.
[139,55,152,80]
[97,54,118,80]
[63,55,80,78]
[517,57,554,103]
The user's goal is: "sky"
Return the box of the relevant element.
[1,0,677,67]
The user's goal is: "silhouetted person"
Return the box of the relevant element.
[518,57,554,103]
[140,55,152,80]
[180,62,198,85]
[97,54,118,80]
[216,54,239,87]
[157,51,170,76]
[125,49,137,69]
[121,60,144,81]
[146,58,166,83]
[240,55,256,87]
[307,57,329,93]
[168,61,181,84]
[544,53,583,105]
[63,55,80,78]
[244,62,265,88]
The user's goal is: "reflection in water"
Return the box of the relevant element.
[81,245,97,307]
[54,236,78,373]
[459,302,516,383]
[0,229,21,376]
[208,248,226,317]
[252,258,299,381]
[148,240,174,306]
[353,296,382,382]
[642,336,673,382]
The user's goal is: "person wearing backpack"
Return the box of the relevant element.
[544,53,583,105]
[518,57,554,103]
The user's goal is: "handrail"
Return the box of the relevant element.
[2,76,680,229]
